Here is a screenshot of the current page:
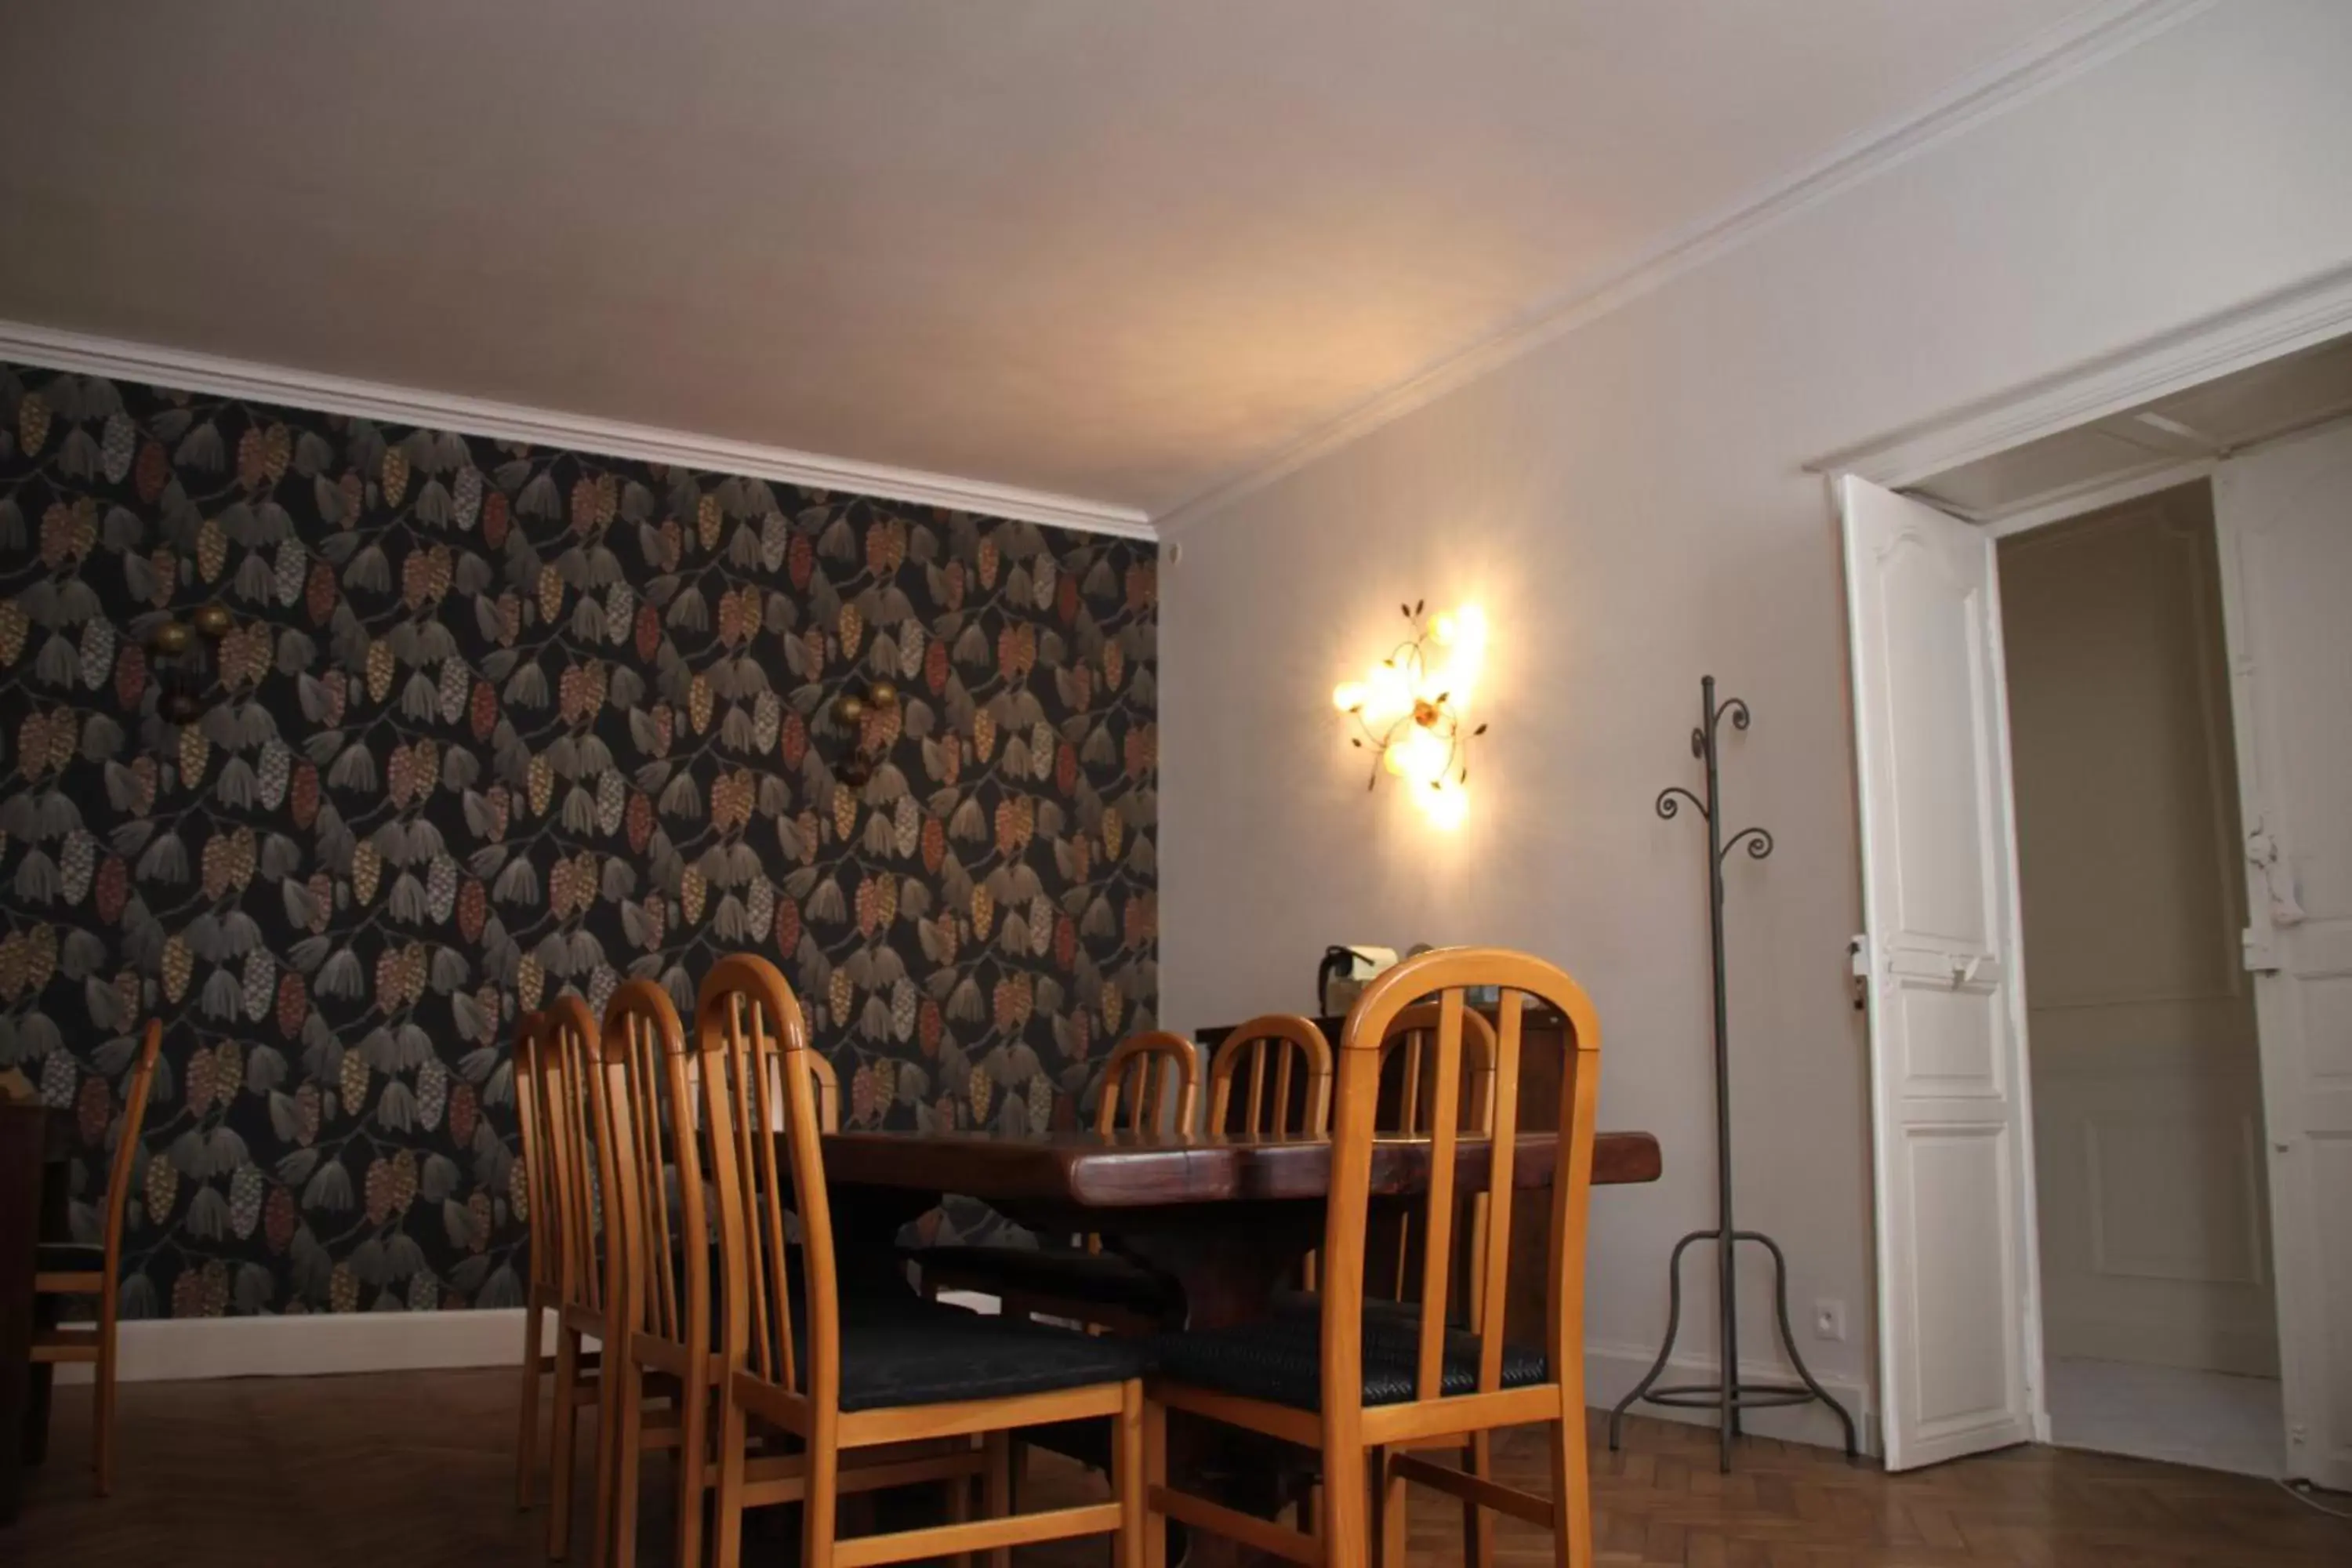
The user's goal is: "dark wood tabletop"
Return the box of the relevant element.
[819,1127,1661,1206]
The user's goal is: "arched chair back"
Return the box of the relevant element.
[1320,947,1604,1563]
[106,1020,165,1269]
[806,1047,842,1132]
[602,981,700,1359]
[1096,1030,1200,1135]
[1206,1014,1332,1138]
[1374,1003,1501,1305]
[695,954,836,1408]
[511,1011,564,1301]
[542,995,614,1319]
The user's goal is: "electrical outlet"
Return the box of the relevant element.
[1812,1298,1848,1342]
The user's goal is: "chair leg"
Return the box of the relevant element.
[673,1377,707,1568]
[518,1303,546,1510]
[591,1337,620,1568]
[1548,1414,1592,1568]
[1142,1397,1168,1568]
[93,1301,117,1498]
[608,1350,644,1568]
[801,1420,840,1568]
[1322,1437,1373,1568]
[1377,1448,1406,1568]
[1462,1431,1495,1568]
[982,1428,1013,1568]
[1112,1380,1145,1568]
[942,1433,973,1568]
[548,1327,582,1560]
[711,1392,748,1568]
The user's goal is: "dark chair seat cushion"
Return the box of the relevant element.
[1150,1308,1547,1412]
[35,1242,103,1275]
[909,1243,1178,1316]
[815,1299,1149,1412]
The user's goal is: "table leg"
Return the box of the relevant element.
[0,1108,46,1525]
[1112,1205,1323,1568]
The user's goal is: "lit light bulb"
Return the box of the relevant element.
[1331,681,1367,713]
[1421,778,1468,831]
[1362,662,1412,724]
[1397,725,1449,783]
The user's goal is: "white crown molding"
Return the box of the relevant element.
[1153,0,2217,536]
[1811,260,2352,490]
[0,319,1154,542]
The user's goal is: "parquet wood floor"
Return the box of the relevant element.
[6,1367,2346,1566]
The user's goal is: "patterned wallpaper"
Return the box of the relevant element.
[0,360,1157,1318]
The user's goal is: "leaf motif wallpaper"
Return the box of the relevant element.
[0,360,1158,1319]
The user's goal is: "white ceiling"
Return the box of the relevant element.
[0,2,2114,518]
[1912,331,2352,522]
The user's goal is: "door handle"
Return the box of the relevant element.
[1949,955,1983,987]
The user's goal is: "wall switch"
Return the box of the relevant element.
[1812,1298,1848,1342]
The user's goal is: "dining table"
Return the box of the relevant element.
[818,1120,1662,1567]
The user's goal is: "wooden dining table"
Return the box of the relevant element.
[818,1122,1662,1566]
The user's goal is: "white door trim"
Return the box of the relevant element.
[1809,260,2352,492]
[0,318,1154,539]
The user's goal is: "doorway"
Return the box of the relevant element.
[1833,309,2352,1486]
[1997,480,2281,1477]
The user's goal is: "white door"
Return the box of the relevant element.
[2212,423,2352,1492]
[1841,474,2042,1472]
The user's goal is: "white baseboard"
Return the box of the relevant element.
[1582,1338,1878,1457]
[53,1308,526,1385]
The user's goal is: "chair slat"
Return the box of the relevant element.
[1412,990,1465,1399]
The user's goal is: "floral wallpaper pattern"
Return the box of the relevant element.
[0,359,1157,1318]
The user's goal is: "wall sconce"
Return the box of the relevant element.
[829,679,899,787]
[1332,601,1488,829]
[147,602,235,724]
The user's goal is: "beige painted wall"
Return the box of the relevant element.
[2000,485,2275,1377]
[1158,0,2352,1439]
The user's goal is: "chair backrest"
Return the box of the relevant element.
[695,953,837,1410]
[1206,1014,1332,1138]
[601,980,701,1353]
[542,995,613,1316]
[807,1048,841,1133]
[103,1020,165,1270]
[1320,949,1602,1427]
[512,1011,562,1295]
[1373,1004,1501,1305]
[1096,1030,1201,1135]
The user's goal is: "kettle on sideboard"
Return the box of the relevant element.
[1316,944,1399,1016]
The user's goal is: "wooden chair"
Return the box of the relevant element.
[599,982,943,1568]
[1374,1003,1503,1568]
[1093,1031,1201,1138]
[30,1018,163,1496]
[697,953,1149,1568]
[1205,1014,1333,1139]
[911,1031,1204,1333]
[535,994,622,1562]
[514,1008,602,1521]
[1143,947,1605,1568]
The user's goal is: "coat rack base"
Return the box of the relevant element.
[1607,1225,1859,1472]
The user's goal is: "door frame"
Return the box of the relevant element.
[1821,269,2352,1470]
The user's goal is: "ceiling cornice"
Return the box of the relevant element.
[0,319,1155,541]
[1152,0,2216,536]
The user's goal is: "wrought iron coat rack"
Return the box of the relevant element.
[1608,674,1857,1472]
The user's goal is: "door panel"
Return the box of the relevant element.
[2216,422,2352,1490]
[1842,475,2040,1471]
